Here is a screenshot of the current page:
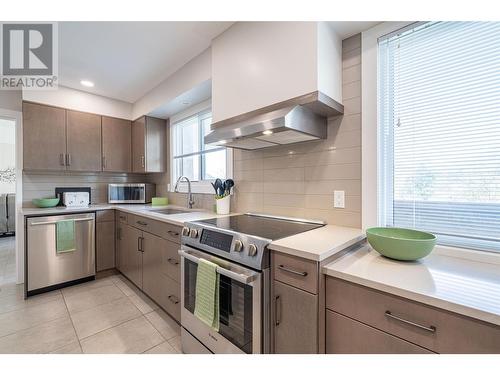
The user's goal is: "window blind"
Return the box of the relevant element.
[378,22,500,253]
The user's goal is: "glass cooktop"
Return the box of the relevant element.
[195,214,325,241]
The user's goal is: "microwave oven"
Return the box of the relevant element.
[108,183,155,204]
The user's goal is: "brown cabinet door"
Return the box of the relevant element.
[273,280,318,353]
[142,231,165,304]
[102,116,132,172]
[115,222,124,272]
[96,221,115,272]
[66,110,102,171]
[144,117,166,172]
[23,102,67,171]
[132,116,145,173]
[326,310,432,354]
[122,225,143,289]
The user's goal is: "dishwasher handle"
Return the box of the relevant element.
[30,217,95,226]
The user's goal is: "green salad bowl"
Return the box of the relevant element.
[32,197,60,208]
[366,227,436,261]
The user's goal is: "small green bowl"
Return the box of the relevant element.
[32,197,60,208]
[366,227,436,261]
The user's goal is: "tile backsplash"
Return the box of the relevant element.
[232,34,362,227]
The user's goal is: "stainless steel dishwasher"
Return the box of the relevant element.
[26,212,96,296]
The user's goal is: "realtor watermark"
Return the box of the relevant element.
[0,22,58,90]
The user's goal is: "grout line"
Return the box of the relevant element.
[60,286,84,354]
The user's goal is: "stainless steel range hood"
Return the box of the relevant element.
[205,91,344,150]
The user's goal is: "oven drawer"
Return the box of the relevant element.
[128,213,181,243]
[272,252,318,294]
[326,277,500,353]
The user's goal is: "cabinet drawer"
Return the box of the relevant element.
[116,211,128,224]
[326,310,432,354]
[128,214,181,243]
[326,277,500,353]
[272,252,318,294]
[96,210,115,223]
[158,273,181,322]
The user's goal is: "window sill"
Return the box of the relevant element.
[433,244,500,266]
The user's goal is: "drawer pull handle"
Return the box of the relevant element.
[168,230,179,237]
[385,311,436,333]
[167,258,179,265]
[278,264,308,277]
[136,220,148,226]
[168,295,179,304]
[275,295,281,326]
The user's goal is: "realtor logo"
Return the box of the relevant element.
[0,22,58,89]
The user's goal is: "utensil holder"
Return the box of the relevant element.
[216,195,230,215]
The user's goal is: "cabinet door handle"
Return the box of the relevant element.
[275,295,281,326]
[117,227,122,240]
[102,156,106,169]
[168,295,179,304]
[168,230,179,237]
[137,236,144,252]
[385,311,436,333]
[66,153,71,166]
[167,257,179,266]
[136,220,148,226]
[141,156,145,168]
[59,153,65,166]
[278,264,308,277]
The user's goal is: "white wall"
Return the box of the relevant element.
[0,90,22,112]
[132,49,212,120]
[22,85,133,119]
[211,22,318,123]
[0,119,16,194]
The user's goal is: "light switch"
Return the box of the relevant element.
[334,190,345,208]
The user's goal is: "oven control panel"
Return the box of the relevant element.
[200,229,233,253]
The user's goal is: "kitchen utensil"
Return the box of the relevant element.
[224,179,235,194]
[366,227,436,261]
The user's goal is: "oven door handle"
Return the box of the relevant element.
[178,249,259,285]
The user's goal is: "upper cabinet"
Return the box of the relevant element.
[23,102,67,171]
[66,110,102,172]
[132,116,166,173]
[102,116,132,173]
[22,102,132,173]
[211,22,342,124]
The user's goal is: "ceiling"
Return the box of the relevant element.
[58,21,379,105]
[328,21,381,39]
[58,22,233,103]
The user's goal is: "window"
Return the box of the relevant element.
[378,22,500,253]
[171,107,230,192]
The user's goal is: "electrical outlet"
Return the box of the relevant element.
[334,190,345,208]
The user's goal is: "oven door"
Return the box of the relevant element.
[179,245,262,354]
[108,184,145,203]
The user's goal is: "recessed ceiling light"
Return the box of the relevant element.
[80,80,94,87]
[262,130,273,135]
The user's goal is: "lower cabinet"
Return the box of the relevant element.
[326,310,431,354]
[96,221,115,272]
[273,280,318,353]
[114,211,181,322]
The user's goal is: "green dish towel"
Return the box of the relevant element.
[56,220,76,253]
[194,258,220,332]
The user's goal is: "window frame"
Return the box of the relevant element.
[169,101,232,194]
[362,22,500,261]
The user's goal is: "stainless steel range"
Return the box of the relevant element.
[179,213,325,354]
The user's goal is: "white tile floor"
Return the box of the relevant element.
[0,237,182,354]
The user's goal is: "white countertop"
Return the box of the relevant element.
[21,204,233,226]
[323,244,500,326]
[269,225,366,261]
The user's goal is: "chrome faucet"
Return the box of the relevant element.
[174,176,194,209]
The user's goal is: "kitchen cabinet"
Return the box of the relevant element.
[23,102,67,171]
[102,116,132,172]
[66,110,102,171]
[96,211,115,272]
[325,277,500,354]
[121,224,143,289]
[115,221,125,272]
[273,280,318,354]
[326,310,432,354]
[132,116,166,173]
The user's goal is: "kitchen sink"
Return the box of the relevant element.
[150,208,187,215]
